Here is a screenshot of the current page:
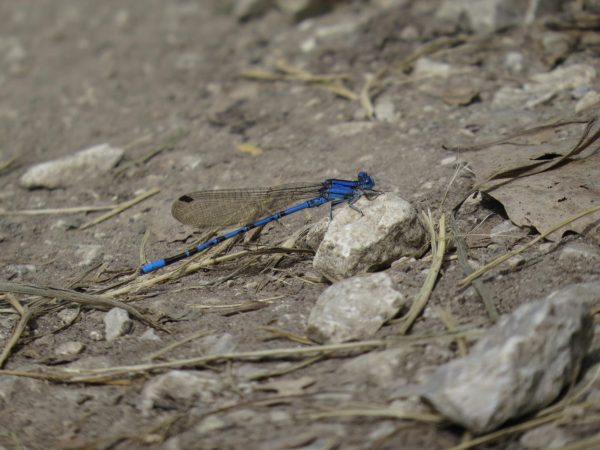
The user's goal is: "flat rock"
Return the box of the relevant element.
[313,193,425,280]
[54,341,85,356]
[138,370,222,415]
[139,328,161,341]
[56,308,79,326]
[75,244,103,267]
[19,143,123,189]
[306,272,406,343]
[337,347,410,386]
[103,307,133,341]
[422,282,596,434]
[198,333,236,355]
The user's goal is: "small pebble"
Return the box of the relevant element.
[55,341,85,356]
[140,328,161,341]
[104,307,133,341]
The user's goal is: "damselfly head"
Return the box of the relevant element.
[357,171,375,189]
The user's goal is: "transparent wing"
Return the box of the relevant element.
[171,182,324,227]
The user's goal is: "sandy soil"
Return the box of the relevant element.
[0,1,599,449]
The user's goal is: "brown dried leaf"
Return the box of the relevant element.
[460,118,600,240]
[442,86,480,106]
[486,153,600,240]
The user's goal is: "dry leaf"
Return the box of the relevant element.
[485,153,600,240]
[237,143,263,156]
[460,119,600,240]
[442,86,480,106]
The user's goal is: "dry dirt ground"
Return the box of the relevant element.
[0,1,599,449]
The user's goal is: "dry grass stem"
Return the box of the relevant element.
[256,325,313,345]
[552,434,600,450]
[0,155,18,173]
[0,329,484,383]
[0,281,166,332]
[393,68,473,86]
[395,34,470,71]
[446,404,599,450]
[306,407,442,423]
[453,118,599,214]
[190,295,285,310]
[113,246,309,297]
[0,294,32,368]
[143,330,210,361]
[247,355,324,381]
[2,340,390,383]
[360,74,376,119]
[318,81,359,100]
[450,219,499,321]
[440,161,467,211]
[0,205,116,216]
[435,307,468,356]
[241,61,358,101]
[459,204,600,287]
[537,364,599,417]
[139,228,151,265]
[80,187,160,230]
[115,128,189,175]
[397,212,446,335]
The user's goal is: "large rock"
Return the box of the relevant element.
[306,272,406,343]
[19,143,123,189]
[313,193,425,280]
[422,282,596,434]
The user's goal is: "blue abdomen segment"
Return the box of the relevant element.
[140,259,166,274]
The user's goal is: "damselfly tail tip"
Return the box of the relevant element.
[140,259,166,274]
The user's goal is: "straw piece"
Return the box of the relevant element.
[450,219,499,321]
[397,213,446,335]
[0,295,32,368]
[80,188,160,230]
[143,330,210,361]
[0,155,18,174]
[0,205,115,216]
[305,407,442,423]
[0,281,166,332]
[435,307,468,356]
[256,325,313,345]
